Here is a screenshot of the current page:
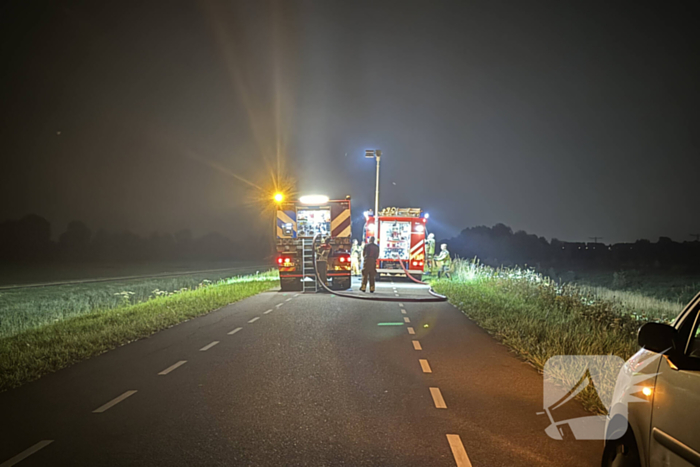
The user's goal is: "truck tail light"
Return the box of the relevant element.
[277,257,283,264]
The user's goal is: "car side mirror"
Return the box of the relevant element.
[638,322,678,354]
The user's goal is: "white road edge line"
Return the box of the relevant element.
[404,317,411,323]
[93,390,137,413]
[419,359,432,373]
[0,440,54,467]
[430,387,447,408]
[263,309,273,314]
[248,317,260,323]
[228,327,243,335]
[158,360,187,375]
[412,340,422,350]
[446,434,473,467]
[200,341,219,351]
[407,327,415,335]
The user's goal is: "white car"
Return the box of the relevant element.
[603,292,700,466]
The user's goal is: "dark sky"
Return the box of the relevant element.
[1,0,699,244]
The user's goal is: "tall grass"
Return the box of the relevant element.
[432,259,684,413]
[0,271,278,392]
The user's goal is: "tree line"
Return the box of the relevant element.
[440,223,700,272]
[0,215,266,262]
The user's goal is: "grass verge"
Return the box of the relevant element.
[431,260,683,413]
[0,272,277,392]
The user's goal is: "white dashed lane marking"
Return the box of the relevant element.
[200,341,219,351]
[0,440,54,467]
[286,298,292,302]
[407,327,415,335]
[429,387,447,408]
[401,309,407,314]
[446,434,473,467]
[158,360,186,375]
[275,303,283,308]
[412,340,422,350]
[419,359,432,373]
[398,303,404,307]
[248,317,260,323]
[93,390,137,413]
[263,309,273,314]
[228,327,242,335]
[403,317,411,323]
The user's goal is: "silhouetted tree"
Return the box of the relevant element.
[58,220,92,260]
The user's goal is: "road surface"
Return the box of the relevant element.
[1,279,603,466]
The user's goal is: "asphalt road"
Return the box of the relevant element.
[0,279,603,466]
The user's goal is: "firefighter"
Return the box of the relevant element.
[424,233,436,273]
[360,236,379,293]
[434,243,452,279]
[316,237,332,290]
[350,239,361,276]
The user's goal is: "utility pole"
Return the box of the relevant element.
[589,236,603,244]
[365,149,382,217]
[690,234,700,242]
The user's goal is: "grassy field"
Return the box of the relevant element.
[556,268,700,304]
[0,271,278,392]
[0,268,270,339]
[0,260,267,286]
[431,260,688,413]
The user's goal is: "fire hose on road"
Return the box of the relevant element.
[311,234,447,303]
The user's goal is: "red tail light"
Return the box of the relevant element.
[339,256,345,262]
[277,257,283,264]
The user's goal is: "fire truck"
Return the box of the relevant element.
[363,207,428,281]
[275,195,352,292]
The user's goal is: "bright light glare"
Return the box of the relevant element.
[273,193,284,203]
[299,195,329,205]
[424,213,430,219]
[642,387,653,397]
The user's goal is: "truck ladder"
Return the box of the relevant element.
[301,239,317,293]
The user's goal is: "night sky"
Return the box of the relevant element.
[2,0,699,244]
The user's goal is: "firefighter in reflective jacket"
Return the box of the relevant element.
[434,243,452,279]
[424,233,436,273]
[316,237,332,289]
[350,239,361,276]
[360,236,379,293]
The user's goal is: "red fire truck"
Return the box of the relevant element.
[363,207,428,281]
[275,195,352,292]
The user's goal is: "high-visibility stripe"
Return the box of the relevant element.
[411,239,424,253]
[276,210,297,238]
[277,210,296,226]
[330,208,350,234]
[333,217,352,237]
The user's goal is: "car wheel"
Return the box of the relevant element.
[601,430,641,467]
